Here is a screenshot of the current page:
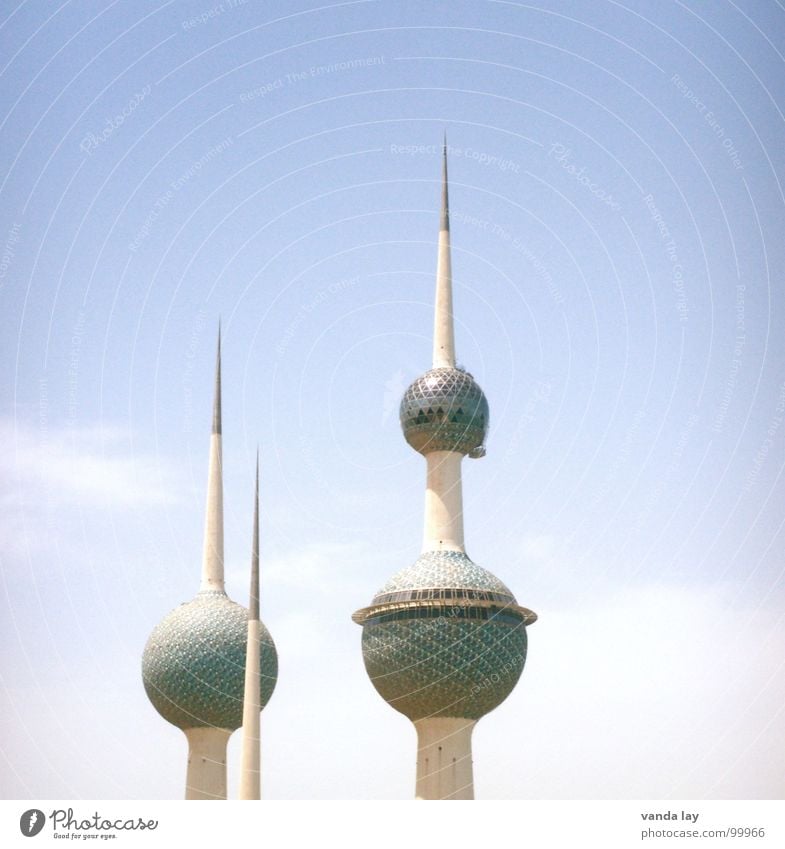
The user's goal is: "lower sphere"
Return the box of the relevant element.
[361,613,526,721]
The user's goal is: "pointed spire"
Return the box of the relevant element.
[249,451,260,621]
[440,133,449,232]
[199,326,225,594]
[432,137,456,368]
[212,321,222,435]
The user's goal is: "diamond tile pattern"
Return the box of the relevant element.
[362,615,526,720]
[142,592,277,730]
[400,367,489,455]
[375,550,515,601]
[361,550,527,719]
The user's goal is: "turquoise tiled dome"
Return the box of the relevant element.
[361,613,526,720]
[142,592,277,730]
[375,550,515,601]
[400,367,488,457]
[358,549,530,720]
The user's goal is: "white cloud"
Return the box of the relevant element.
[0,417,177,510]
[507,578,785,798]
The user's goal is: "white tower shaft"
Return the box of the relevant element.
[184,728,231,800]
[423,142,465,555]
[423,451,465,552]
[182,328,231,801]
[239,456,262,800]
[415,718,475,800]
[238,621,261,799]
[417,142,474,799]
[200,330,225,594]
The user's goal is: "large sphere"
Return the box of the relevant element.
[360,551,528,721]
[400,367,489,456]
[142,592,278,730]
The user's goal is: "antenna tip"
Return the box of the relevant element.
[440,137,450,231]
[212,327,222,435]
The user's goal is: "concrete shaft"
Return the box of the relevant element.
[184,727,231,800]
[423,450,464,552]
[432,227,455,369]
[200,432,225,593]
[238,619,262,800]
[415,717,476,800]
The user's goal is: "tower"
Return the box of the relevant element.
[142,331,278,799]
[353,143,537,800]
[238,453,263,800]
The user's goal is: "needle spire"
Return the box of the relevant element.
[432,137,456,368]
[200,327,225,594]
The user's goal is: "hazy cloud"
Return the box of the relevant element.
[0,418,177,510]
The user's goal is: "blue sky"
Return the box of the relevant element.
[1,0,784,799]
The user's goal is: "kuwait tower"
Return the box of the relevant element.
[142,331,278,799]
[353,143,537,800]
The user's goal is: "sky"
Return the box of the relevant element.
[1,0,784,801]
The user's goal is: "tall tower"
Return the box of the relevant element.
[142,331,278,799]
[238,453,263,800]
[353,143,537,800]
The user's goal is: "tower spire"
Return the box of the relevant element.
[212,321,222,435]
[200,327,225,594]
[440,133,449,232]
[433,138,456,368]
[239,451,262,800]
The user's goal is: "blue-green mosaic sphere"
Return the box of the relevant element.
[362,617,526,721]
[142,592,277,730]
[400,367,489,457]
[360,551,527,721]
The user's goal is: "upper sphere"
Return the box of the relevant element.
[142,592,277,731]
[400,367,488,457]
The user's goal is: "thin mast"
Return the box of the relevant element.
[238,452,262,800]
[199,326,225,594]
[432,137,456,369]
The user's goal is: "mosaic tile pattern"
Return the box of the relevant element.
[375,550,515,601]
[360,550,528,719]
[362,615,526,720]
[142,592,277,730]
[400,367,489,456]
